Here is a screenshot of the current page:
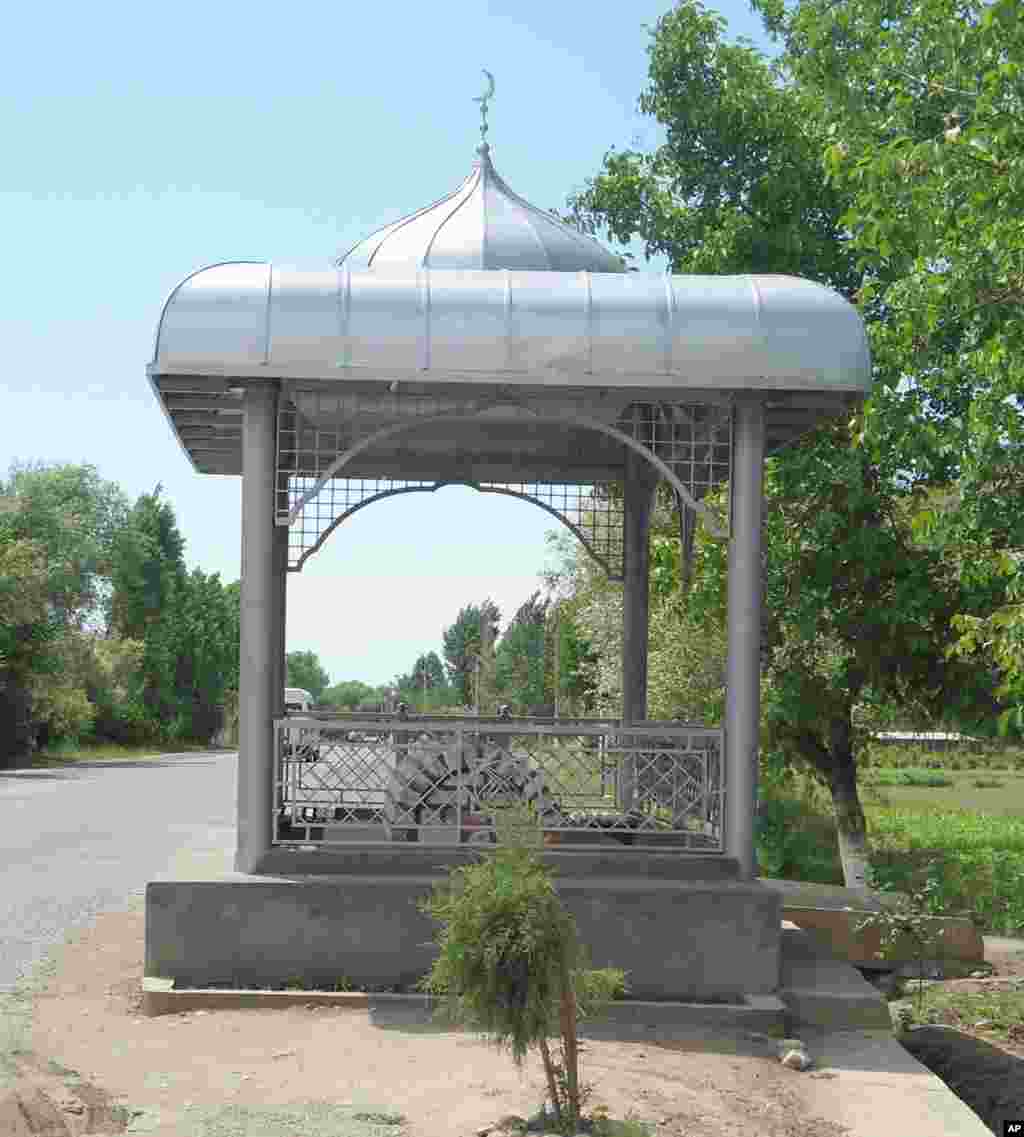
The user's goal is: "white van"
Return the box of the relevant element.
[283,688,318,762]
[284,687,313,715]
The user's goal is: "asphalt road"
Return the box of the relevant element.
[0,750,238,997]
[0,747,485,1135]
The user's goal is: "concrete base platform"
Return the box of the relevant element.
[145,851,780,1004]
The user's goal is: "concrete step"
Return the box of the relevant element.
[778,920,893,1031]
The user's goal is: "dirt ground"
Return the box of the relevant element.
[3,901,1023,1137]
[1,901,860,1137]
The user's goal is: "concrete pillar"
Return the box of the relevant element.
[235,382,278,875]
[724,398,766,880]
[620,448,659,812]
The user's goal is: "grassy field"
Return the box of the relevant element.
[26,740,232,766]
[765,741,1024,938]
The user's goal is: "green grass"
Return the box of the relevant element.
[29,739,230,765]
[865,767,956,788]
[763,743,1024,1044]
[763,743,1024,938]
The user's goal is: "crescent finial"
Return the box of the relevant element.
[473,69,496,144]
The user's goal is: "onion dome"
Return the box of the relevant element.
[335,142,625,274]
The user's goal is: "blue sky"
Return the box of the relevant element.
[2,0,780,689]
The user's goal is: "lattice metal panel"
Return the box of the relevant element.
[617,731,723,837]
[618,402,733,538]
[272,717,724,852]
[277,389,626,573]
[279,473,625,575]
[276,391,730,572]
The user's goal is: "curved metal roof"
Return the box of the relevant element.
[151,264,870,390]
[148,263,871,477]
[336,144,625,274]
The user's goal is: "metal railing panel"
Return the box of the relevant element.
[271,715,724,852]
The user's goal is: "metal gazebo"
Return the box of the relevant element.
[143,101,871,1002]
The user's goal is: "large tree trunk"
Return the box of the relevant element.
[790,712,873,890]
[828,717,871,889]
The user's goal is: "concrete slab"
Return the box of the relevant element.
[758,875,913,911]
[793,1027,994,1136]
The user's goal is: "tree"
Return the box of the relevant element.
[754,0,1024,745]
[550,615,601,717]
[0,463,131,761]
[0,461,130,633]
[84,633,147,744]
[23,627,98,748]
[415,650,446,689]
[321,679,378,710]
[542,493,726,724]
[107,484,188,731]
[0,467,243,752]
[442,600,501,706]
[540,533,601,716]
[404,651,449,711]
[947,550,1024,736]
[285,650,330,701]
[396,651,447,699]
[496,591,548,712]
[106,485,242,743]
[0,536,51,676]
[171,568,241,740]
[754,0,1024,735]
[107,483,186,640]
[561,0,1021,885]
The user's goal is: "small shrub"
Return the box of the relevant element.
[414,797,630,1136]
[971,778,1005,790]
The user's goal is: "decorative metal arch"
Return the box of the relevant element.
[286,400,724,531]
[276,390,732,574]
[287,478,625,576]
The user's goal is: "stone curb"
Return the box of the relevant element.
[141,977,789,1035]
